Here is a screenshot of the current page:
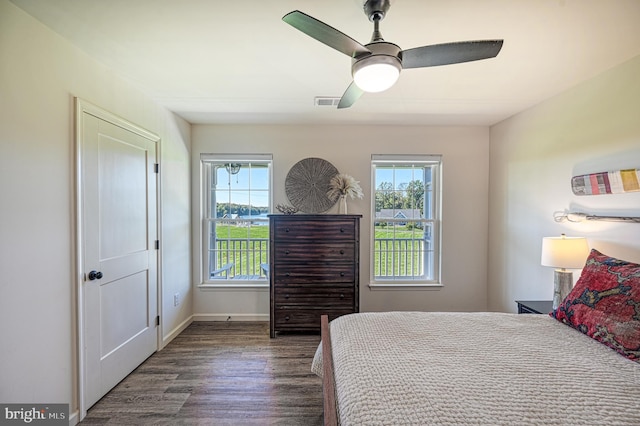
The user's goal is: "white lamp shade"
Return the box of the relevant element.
[353,62,400,93]
[541,235,590,269]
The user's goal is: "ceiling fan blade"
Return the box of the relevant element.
[337,82,364,109]
[283,10,371,58]
[402,40,503,69]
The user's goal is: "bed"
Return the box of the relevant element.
[312,249,640,425]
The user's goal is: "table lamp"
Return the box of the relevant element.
[541,234,590,310]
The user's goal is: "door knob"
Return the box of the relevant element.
[88,270,103,280]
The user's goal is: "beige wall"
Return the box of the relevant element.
[488,54,640,312]
[0,0,191,421]
[192,124,490,317]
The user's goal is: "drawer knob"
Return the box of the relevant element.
[285,227,290,232]
[285,272,290,277]
[340,228,345,233]
[340,272,345,277]
[285,294,289,299]
[284,315,290,321]
[340,249,344,254]
[340,294,345,299]
[285,250,290,255]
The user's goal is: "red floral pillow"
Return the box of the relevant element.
[551,249,640,362]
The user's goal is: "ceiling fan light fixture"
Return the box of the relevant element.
[282,4,503,108]
[352,55,401,93]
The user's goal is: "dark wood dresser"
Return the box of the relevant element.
[269,214,361,337]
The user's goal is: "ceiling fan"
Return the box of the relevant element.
[283,0,503,109]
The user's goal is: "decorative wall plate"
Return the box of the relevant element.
[285,158,339,213]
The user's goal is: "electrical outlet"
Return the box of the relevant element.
[173,293,179,307]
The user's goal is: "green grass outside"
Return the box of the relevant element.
[213,225,420,239]
[213,224,427,278]
[214,224,268,239]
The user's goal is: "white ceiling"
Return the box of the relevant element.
[10,0,640,126]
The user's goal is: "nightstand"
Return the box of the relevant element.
[515,300,553,314]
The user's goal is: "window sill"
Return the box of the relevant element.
[368,282,443,290]
[198,282,269,290]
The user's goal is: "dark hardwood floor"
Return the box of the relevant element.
[79,322,324,425]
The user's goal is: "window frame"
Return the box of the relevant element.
[370,154,442,288]
[200,153,273,288]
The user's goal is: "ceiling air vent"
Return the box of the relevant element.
[314,97,341,107]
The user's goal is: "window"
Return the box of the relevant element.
[371,155,441,285]
[201,154,272,285]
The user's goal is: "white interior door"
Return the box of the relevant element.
[79,103,159,409]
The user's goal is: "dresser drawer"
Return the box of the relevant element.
[274,287,354,307]
[272,220,355,241]
[273,242,355,263]
[273,267,355,284]
[274,308,354,330]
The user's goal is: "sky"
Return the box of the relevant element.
[215,165,269,208]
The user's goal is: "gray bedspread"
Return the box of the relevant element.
[312,312,640,425]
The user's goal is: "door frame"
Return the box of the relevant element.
[74,98,162,420]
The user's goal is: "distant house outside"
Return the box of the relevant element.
[376,209,422,226]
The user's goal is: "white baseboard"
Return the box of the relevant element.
[69,410,78,425]
[162,315,194,348]
[193,313,269,322]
